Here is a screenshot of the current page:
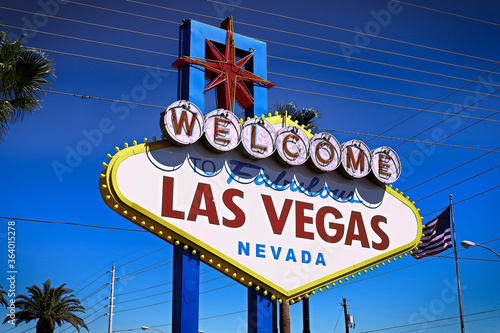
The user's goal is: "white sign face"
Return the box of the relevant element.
[240,118,276,159]
[203,109,241,152]
[340,140,372,178]
[309,133,341,172]
[160,100,204,145]
[275,126,310,166]
[101,139,421,300]
[370,146,401,184]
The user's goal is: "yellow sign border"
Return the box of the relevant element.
[99,114,423,302]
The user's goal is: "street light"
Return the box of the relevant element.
[141,326,164,333]
[461,240,500,259]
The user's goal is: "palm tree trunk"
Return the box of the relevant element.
[279,301,291,333]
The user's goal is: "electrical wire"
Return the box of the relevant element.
[10,19,498,102]
[74,271,108,295]
[368,64,500,144]
[58,0,179,25]
[418,164,500,201]
[203,0,500,65]
[117,259,173,281]
[270,72,500,112]
[114,281,172,297]
[80,284,108,303]
[270,56,500,94]
[4,25,177,57]
[425,184,500,216]
[0,6,176,40]
[113,299,172,313]
[47,0,500,77]
[113,290,172,305]
[388,0,500,28]
[48,90,167,108]
[116,245,169,269]
[0,216,146,232]
[396,87,500,152]
[405,145,500,192]
[360,308,500,333]
[316,126,500,152]
[37,47,176,72]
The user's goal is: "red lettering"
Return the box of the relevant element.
[187,183,219,225]
[222,189,245,228]
[316,141,334,165]
[251,125,267,152]
[345,211,369,248]
[347,146,365,172]
[371,215,389,250]
[283,134,299,159]
[214,117,230,145]
[378,154,391,179]
[316,206,343,243]
[262,195,293,235]
[296,201,314,240]
[161,176,185,220]
[172,109,197,136]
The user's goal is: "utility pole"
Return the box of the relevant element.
[303,297,311,333]
[107,262,116,333]
[342,297,349,333]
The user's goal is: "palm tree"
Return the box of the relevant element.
[0,32,55,141]
[271,101,321,133]
[3,279,88,333]
[0,285,7,308]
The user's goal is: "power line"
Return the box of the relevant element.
[0,6,176,40]
[117,259,173,281]
[50,0,500,79]
[114,281,172,297]
[418,164,500,201]
[113,299,172,314]
[116,245,169,269]
[263,35,494,76]
[204,0,500,65]
[0,216,146,232]
[74,271,108,295]
[62,0,500,80]
[380,64,500,145]
[425,184,500,217]
[113,290,172,305]
[271,72,500,112]
[360,308,500,333]
[58,0,179,25]
[36,48,176,73]
[396,87,500,153]
[317,126,500,153]
[12,19,497,102]
[12,19,500,108]
[388,0,500,28]
[4,25,177,57]
[270,56,500,95]
[405,145,500,192]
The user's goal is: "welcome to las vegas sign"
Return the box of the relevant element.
[99,100,422,302]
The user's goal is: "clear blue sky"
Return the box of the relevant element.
[1,0,500,332]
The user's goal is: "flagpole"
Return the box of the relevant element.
[449,194,465,333]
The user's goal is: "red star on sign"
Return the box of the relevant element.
[172,16,275,112]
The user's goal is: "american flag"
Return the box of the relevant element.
[412,206,453,259]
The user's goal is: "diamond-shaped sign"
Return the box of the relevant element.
[100,115,421,301]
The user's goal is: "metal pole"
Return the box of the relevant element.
[450,195,465,333]
[342,297,349,333]
[303,297,311,333]
[107,262,115,333]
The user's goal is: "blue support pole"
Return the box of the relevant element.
[172,244,200,333]
[248,288,273,333]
